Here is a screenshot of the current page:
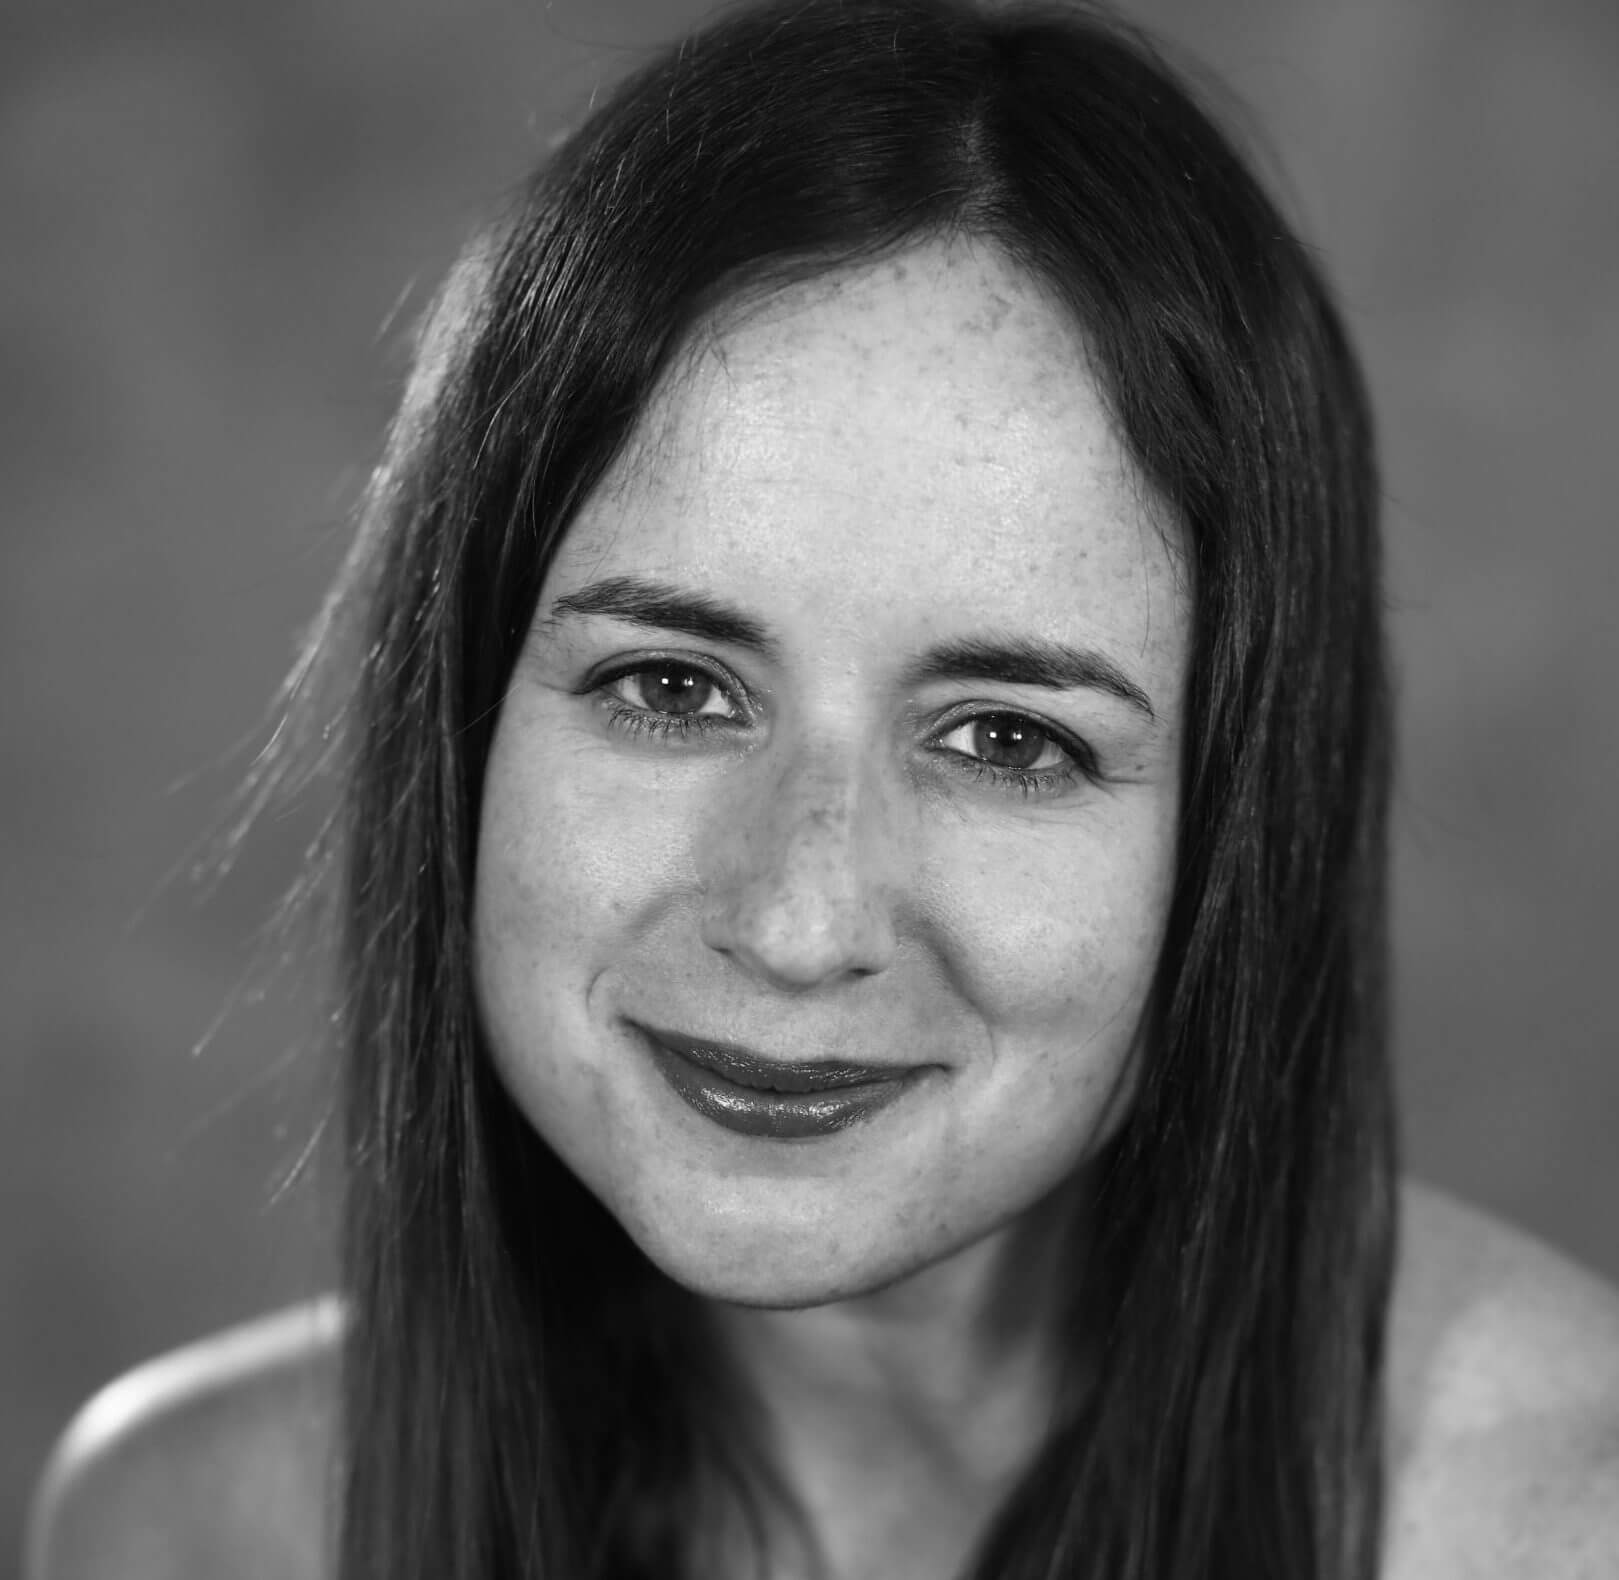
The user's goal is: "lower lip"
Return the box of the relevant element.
[640,1033,913,1140]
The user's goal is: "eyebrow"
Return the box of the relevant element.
[545,574,1156,721]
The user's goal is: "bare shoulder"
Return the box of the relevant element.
[1385,1179,1619,1579]
[25,1297,345,1580]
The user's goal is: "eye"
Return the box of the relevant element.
[932,712,1094,796]
[940,714,1064,771]
[592,659,746,742]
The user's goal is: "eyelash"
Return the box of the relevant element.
[590,659,1098,798]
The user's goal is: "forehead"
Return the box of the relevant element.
[552,242,1187,678]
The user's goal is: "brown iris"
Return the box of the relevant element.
[970,714,1050,771]
[634,664,716,716]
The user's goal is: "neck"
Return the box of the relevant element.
[705,1174,1095,1580]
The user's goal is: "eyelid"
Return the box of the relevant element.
[586,652,754,713]
[929,700,1093,758]
[585,659,1100,792]
[934,714,1062,761]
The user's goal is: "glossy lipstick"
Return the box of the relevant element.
[636,1025,918,1139]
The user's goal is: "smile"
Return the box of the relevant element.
[633,1024,921,1139]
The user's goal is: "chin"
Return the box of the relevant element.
[626,1207,941,1313]
[654,1245,862,1312]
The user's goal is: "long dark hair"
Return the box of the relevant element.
[297,1,1397,1575]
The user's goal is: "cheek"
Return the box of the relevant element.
[906,818,1173,1224]
[931,819,1171,1028]
[474,707,688,984]
[471,706,687,1138]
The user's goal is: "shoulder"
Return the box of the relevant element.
[1385,1179,1619,1579]
[25,1297,345,1580]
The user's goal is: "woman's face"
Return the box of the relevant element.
[473,242,1189,1308]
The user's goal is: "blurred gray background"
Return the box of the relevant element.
[5,0,1617,1568]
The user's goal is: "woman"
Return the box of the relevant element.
[29,1,1619,1577]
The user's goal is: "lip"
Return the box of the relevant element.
[633,1024,921,1140]
[638,1026,916,1092]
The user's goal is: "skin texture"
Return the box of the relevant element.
[471,240,1189,1573]
[29,251,1619,1580]
[28,1185,1619,1580]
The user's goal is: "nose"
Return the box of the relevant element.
[698,741,899,990]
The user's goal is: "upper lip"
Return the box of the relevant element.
[637,1025,916,1093]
